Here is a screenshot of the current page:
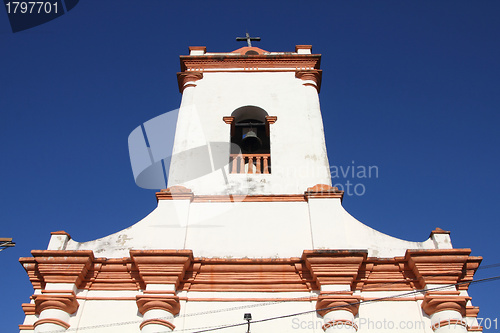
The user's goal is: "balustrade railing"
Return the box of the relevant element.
[229,154,271,174]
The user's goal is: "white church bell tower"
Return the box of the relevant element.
[169,43,331,196]
[18,41,485,333]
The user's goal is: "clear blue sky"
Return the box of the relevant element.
[1,1,499,331]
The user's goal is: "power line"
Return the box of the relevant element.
[46,273,500,333]
[31,263,500,333]
[190,275,500,333]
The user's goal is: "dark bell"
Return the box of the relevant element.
[241,128,262,152]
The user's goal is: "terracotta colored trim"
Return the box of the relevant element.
[22,303,36,315]
[29,250,94,286]
[422,291,470,316]
[265,116,277,124]
[302,250,367,287]
[305,184,344,201]
[184,287,311,292]
[222,116,234,124]
[19,249,484,302]
[76,296,137,301]
[136,294,180,316]
[50,230,71,239]
[231,46,269,55]
[180,54,321,72]
[223,116,236,136]
[316,292,361,317]
[430,227,450,235]
[156,186,194,202]
[18,324,34,330]
[176,72,203,93]
[188,69,319,74]
[467,326,483,331]
[177,297,317,302]
[130,250,193,289]
[295,45,313,52]
[466,305,480,317]
[323,320,358,332]
[459,256,483,290]
[189,46,206,53]
[362,296,424,301]
[195,257,302,264]
[34,318,70,330]
[431,319,467,331]
[33,291,79,315]
[19,257,43,290]
[405,249,474,287]
[192,194,306,203]
[265,115,277,136]
[143,290,177,295]
[295,70,322,93]
[139,318,175,331]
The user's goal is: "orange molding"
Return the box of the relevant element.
[231,46,269,55]
[130,250,193,289]
[431,319,467,331]
[222,116,236,136]
[18,324,34,330]
[178,296,317,302]
[50,230,71,238]
[139,318,175,331]
[189,46,206,53]
[193,194,306,203]
[33,318,70,330]
[460,256,483,290]
[467,326,483,331]
[19,249,484,297]
[422,291,470,316]
[316,292,361,317]
[295,70,323,93]
[430,227,450,235]
[136,294,180,316]
[179,53,321,73]
[176,72,203,93]
[405,249,478,287]
[265,115,278,136]
[302,250,367,287]
[323,319,358,332]
[466,305,480,317]
[295,45,313,52]
[33,291,79,315]
[21,250,94,288]
[81,257,143,291]
[22,303,36,315]
[305,184,344,201]
[156,186,194,202]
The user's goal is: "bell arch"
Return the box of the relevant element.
[223,106,277,174]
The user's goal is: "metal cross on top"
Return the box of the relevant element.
[236,32,261,47]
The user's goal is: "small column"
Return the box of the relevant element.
[422,291,469,332]
[24,250,94,332]
[302,250,366,332]
[131,250,193,332]
[137,291,180,333]
[317,293,361,332]
[33,291,79,333]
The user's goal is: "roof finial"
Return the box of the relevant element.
[236,32,261,47]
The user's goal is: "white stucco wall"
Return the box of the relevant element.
[59,197,450,258]
[168,71,332,195]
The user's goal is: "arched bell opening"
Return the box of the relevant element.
[224,106,276,174]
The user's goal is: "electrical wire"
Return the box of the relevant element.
[34,271,500,333]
